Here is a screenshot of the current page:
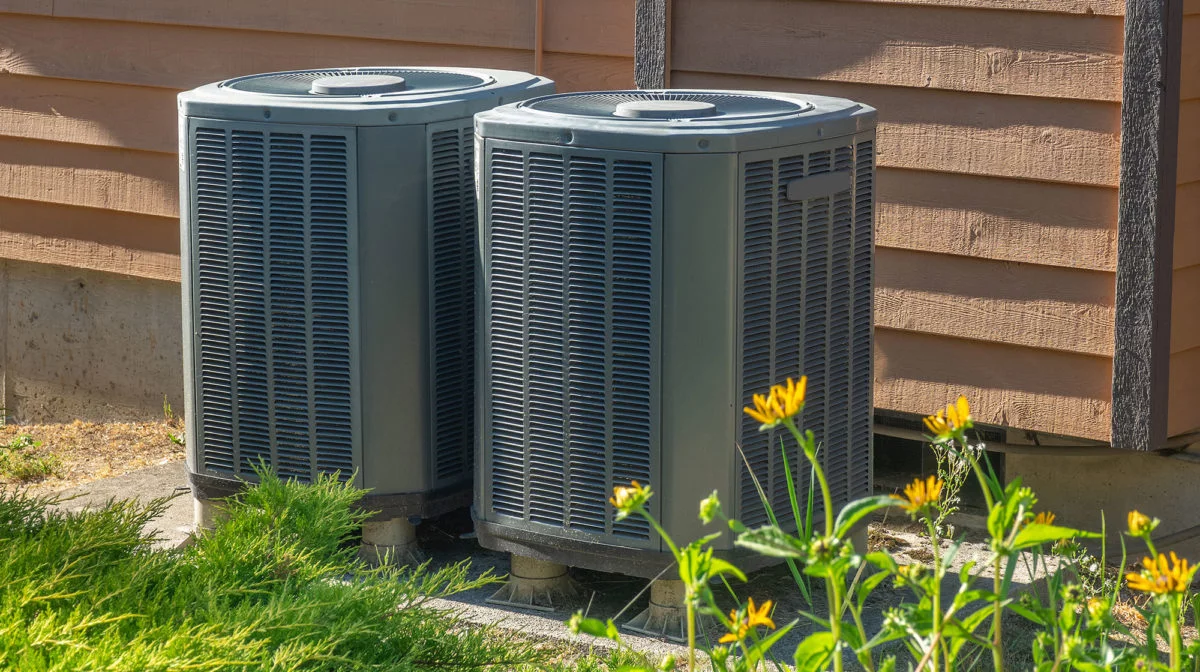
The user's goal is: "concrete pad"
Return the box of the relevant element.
[51,459,192,549]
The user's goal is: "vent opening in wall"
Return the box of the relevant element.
[474,89,876,579]
[179,67,554,533]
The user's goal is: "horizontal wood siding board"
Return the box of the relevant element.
[1173,182,1200,267]
[876,328,1113,441]
[0,0,49,13]
[27,0,633,57]
[1171,264,1200,352]
[1190,0,1200,13]
[1181,99,1200,182]
[1185,16,1200,98]
[673,72,1120,186]
[0,74,179,154]
[1169,347,1200,435]
[834,0,1123,16]
[542,53,634,92]
[876,248,1116,356]
[0,15,533,91]
[877,168,1117,271]
[545,0,634,58]
[1112,0,1182,450]
[671,0,1124,101]
[0,197,178,281]
[0,136,176,218]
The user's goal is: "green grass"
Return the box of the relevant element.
[0,434,58,482]
[0,467,539,671]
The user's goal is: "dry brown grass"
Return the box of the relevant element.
[0,418,184,495]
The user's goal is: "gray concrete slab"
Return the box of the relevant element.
[51,459,192,549]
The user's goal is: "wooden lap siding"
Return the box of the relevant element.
[0,1,635,282]
[1169,8,1200,438]
[669,0,1123,442]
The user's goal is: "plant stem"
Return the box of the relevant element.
[785,420,833,537]
[686,599,697,672]
[992,555,1004,672]
[1170,598,1182,672]
[927,518,943,672]
[828,575,844,672]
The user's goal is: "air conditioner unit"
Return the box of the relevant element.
[178,67,553,557]
[474,90,877,586]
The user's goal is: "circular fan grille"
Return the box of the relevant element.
[221,67,492,97]
[524,91,809,120]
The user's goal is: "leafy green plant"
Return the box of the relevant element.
[565,380,1196,671]
[0,463,535,670]
[0,433,58,482]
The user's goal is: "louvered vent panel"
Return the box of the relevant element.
[739,139,874,524]
[190,124,355,483]
[429,124,477,486]
[485,144,658,541]
[850,140,876,498]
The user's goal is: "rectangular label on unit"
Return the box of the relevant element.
[786,170,853,202]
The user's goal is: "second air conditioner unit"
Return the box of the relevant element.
[474,90,877,576]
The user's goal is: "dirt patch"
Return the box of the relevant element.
[0,418,184,496]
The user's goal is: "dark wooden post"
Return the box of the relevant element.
[1112,0,1184,450]
[634,0,670,89]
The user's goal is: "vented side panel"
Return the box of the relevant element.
[738,137,874,528]
[428,123,477,488]
[188,120,357,483]
[483,141,660,544]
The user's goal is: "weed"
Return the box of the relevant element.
[0,433,57,482]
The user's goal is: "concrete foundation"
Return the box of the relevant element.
[0,260,183,423]
[359,518,421,567]
[623,579,687,642]
[1006,450,1200,555]
[486,555,581,612]
[193,496,227,531]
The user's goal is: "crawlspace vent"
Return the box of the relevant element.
[739,140,874,528]
[191,125,355,482]
[486,146,659,541]
[428,124,477,486]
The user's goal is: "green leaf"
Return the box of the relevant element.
[707,557,747,583]
[567,614,618,640]
[1007,602,1049,626]
[865,551,899,574]
[1012,523,1099,550]
[735,525,808,559]
[857,570,891,606]
[834,495,903,539]
[793,632,837,672]
[743,620,797,668]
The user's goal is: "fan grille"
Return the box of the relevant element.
[524,91,808,119]
[222,67,491,97]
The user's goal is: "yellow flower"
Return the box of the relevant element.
[1127,510,1156,537]
[901,475,944,514]
[1032,511,1056,526]
[718,597,776,644]
[1126,551,1196,595]
[923,395,972,437]
[743,377,807,429]
[610,480,651,518]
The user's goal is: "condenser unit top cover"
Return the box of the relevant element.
[475,89,875,153]
[179,66,554,125]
